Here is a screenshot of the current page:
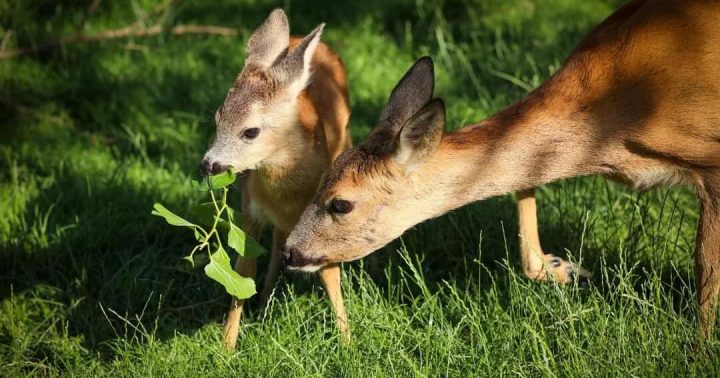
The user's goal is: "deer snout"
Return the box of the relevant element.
[282,245,323,271]
[199,157,229,176]
[281,245,298,266]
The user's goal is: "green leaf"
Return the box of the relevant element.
[193,228,203,242]
[191,169,236,191]
[227,222,243,253]
[208,169,237,189]
[227,222,266,258]
[224,205,238,224]
[204,246,256,299]
[183,255,195,267]
[151,203,197,228]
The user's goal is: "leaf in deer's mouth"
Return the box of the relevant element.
[192,168,237,190]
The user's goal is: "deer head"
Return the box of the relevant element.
[284,57,447,271]
[201,9,324,175]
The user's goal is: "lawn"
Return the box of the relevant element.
[2,0,719,376]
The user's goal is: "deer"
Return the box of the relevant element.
[200,9,352,349]
[284,0,720,337]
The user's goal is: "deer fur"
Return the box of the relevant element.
[285,0,720,336]
[200,9,352,349]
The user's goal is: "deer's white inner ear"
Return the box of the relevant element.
[394,142,414,166]
[294,25,324,93]
[394,123,425,166]
[393,100,445,167]
[245,9,290,69]
[273,23,325,97]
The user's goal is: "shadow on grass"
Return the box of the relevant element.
[0,0,701,361]
[358,184,698,320]
[0,158,700,360]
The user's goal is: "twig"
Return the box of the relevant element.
[0,23,237,59]
[0,0,235,60]
[171,25,238,37]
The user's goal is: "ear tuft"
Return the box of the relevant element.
[380,57,435,130]
[394,98,445,166]
[245,9,290,69]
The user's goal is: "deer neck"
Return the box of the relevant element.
[413,89,611,217]
[256,120,327,192]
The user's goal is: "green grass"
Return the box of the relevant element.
[2,0,719,376]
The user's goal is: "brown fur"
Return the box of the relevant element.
[207,11,352,349]
[246,38,351,233]
[286,0,720,336]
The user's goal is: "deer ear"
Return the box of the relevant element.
[245,9,290,69]
[358,57,435,157]
[379,57,435,132]
[394,99,445,166]
[270,23,324,94]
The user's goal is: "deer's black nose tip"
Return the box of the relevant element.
[199,158,213,176]
[282,245,322,269]
[211,162,228,174]
[281,246,292,266]
[199,159,228,176]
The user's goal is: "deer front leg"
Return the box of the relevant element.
[318,263,350,343]
[517,189,590,283]
[222,181,262,350]
[259,228,287,307]
[696,179,720,338]
[222,254,258,350]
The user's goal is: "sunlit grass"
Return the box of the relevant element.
[1,0,718,376]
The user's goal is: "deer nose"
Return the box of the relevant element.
[199,159,212,175]
[199,158,228,176]
[282,245,305,267]
[282,245,323,269]
[281,246,294,266]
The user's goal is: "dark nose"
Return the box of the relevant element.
[281,246,293,266]
[199,158,228,176]
[282,246,308,267]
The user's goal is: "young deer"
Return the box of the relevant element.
[285,0,720,336]
[200,9,352,349]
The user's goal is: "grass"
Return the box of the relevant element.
[2,0,719,376]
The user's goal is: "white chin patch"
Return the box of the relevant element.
[291,264,322,273]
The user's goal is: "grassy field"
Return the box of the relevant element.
[2,0,719,376]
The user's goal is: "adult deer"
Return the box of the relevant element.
[284,0,720,336]
[200,10,351,348]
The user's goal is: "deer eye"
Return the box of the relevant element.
[242,128,260,140]
[329,199,354,214]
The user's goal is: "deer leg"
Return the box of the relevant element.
[318,263,350,343]
[696,176,720,338]
[222,253,258,350]
[259,228,287,307]
[222,178,262,350]
[517,188,590,283]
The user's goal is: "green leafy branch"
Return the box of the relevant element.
[152,169,265,300]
